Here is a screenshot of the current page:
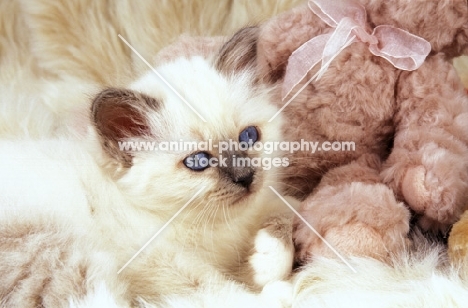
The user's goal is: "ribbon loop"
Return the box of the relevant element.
[282,0,432,100]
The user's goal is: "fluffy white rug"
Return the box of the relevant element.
[68,237,468,307]
[293,244,468,307]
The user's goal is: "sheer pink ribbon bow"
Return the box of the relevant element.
[282,0,432,100]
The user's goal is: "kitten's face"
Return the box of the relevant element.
[91,38,284,220]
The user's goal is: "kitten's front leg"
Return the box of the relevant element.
[247,205,297,307]
[249,212,295,288]
[247,196,299,294]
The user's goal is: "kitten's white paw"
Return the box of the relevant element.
[68,282,127,308]
[259,280,294,308]
[250,228,294,287]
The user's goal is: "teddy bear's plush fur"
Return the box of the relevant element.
[253,0,468,264]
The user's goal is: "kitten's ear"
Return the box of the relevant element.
[91,88,160,167]
[214,26,259,74]
[213,25,287,84]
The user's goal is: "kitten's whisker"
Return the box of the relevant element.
[223,201,241,267]
[222,203,233,232]
[201,200,218,265]
[193,196,211,224]
[179,199,205,251]
[198,200,215,252]
[262,178,310,199]
[209,203,220,266]
[190,199,211,254]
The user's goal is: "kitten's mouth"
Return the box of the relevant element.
[231,189,253,205]
[217,161,264,206]
[230,179,262,206]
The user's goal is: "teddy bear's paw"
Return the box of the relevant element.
[294,221,407,265]
[249,219,294,288]
[402,165,468,231]
[292,182,410,265]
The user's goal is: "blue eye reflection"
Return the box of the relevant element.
[183,152,210,171]
[239,126,259,145]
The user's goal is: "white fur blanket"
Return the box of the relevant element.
[70,239,468,307]
[2,1,468,307]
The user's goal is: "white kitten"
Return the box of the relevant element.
[0,27,297,307]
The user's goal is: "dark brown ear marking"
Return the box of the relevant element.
[214,26,259,75]
[91,88,160,167]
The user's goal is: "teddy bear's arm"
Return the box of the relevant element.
[294,154,410,264]
[381,54,468,232]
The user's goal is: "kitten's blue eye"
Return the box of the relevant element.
[183,152,210,171]
[239,126,259,145]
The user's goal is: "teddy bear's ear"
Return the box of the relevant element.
[214,26,259,75]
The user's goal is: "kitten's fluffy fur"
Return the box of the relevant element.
[0,35,296,306]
